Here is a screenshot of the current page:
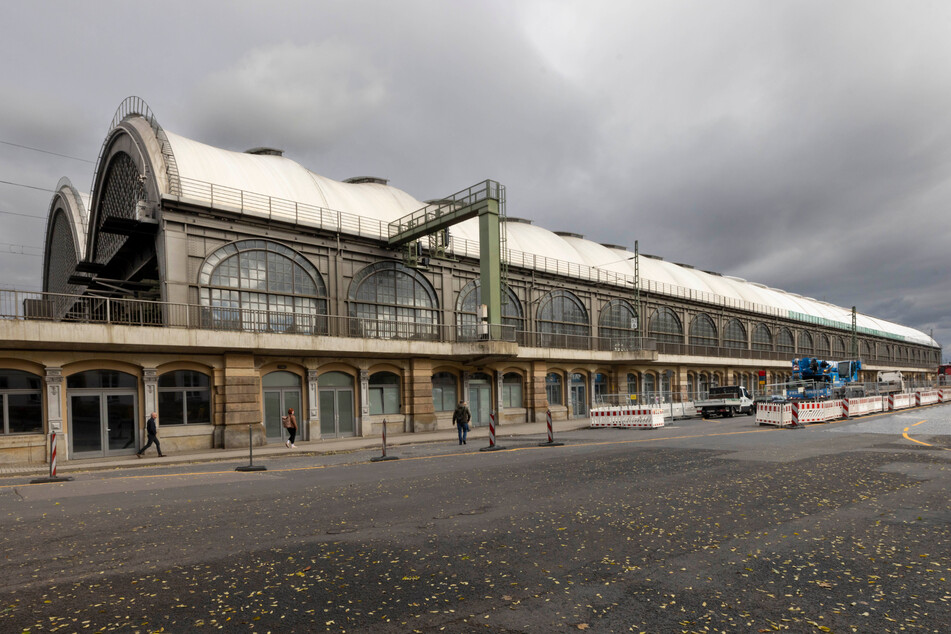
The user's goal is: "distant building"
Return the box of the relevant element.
[0,98,939,464]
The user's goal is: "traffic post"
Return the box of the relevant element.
[371,418,398,462]
[30,431,73,484]
[537,409,564,447]
[235,423,267,472]
[480,410,506,452]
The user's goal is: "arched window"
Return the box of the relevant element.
[502,373,523,408]
[698,372,709,398]
[689,313,718,347]
[752,324,772,351]
[369,371,401,415]
[649,307,683,344]
[723,319,747,349]
[626,372,638,397]
[158,370,211,425]
[546,372,563,406]
[862,340,874,359]
[0,370,43,435]
[817,334,830,357]
[536,290,589,347]
[776,327,794,354]
[432,372,457,412]
[686,373,695,400]
[199,239,328,334]
[798,331,814,355]
[594,372,609,402]
[350,262,438,339]
[93,152,146,265]
[643,373,656,398]
[832,336,846,356]
[599,299,639,348]
[456,280,523,335]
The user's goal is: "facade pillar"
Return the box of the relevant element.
[528,361,548,423]
[359,369,369,436]
[143,368,158,420]
[307,368,320,440]
[44,367,64,461]
[217,353,263,448]
[409,358,436,432]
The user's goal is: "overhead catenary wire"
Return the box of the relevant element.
[1,140,94,163]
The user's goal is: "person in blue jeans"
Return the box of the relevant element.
[453,400,471,445]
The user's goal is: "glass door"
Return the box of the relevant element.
[468,384,491,427]
[264,389,302,442]
[69,392,138,457]
[70,394,102,455]
[318,388,354,437]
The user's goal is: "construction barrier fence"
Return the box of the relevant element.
[589,406,665,429]
[756,390,947,427]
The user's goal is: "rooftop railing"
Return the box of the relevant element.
[170,176,857,331]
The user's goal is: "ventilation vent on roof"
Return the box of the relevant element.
[344,176,389,185]
[702,270,722,276]
[600,243,628,250]
[505,217,533,224]
[673,262,695,269]
[725,276,747,283]
[554,231,584,239]
[245,147,284,156]
[642,254,664,260]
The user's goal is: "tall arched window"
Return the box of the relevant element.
[502,373,523,408]
[643,373,656,399]
[817,334,830,356]
[862,340,874,359]
[350,262,438,339]
[689,314,717,347]
[776,327,794,354]
[0,370,43,435]
[369,371,401,415]
[832,336,846,356]
[432,372,457,412]
[456,280,523,336]
[199,240,327,333]
[798,331,814,356]
[752,324,772,351]
[599,299,639,348]
[536,290,589,348]
[626,372,638,397]
[723,318,747,350]
[546,372,564,406]
[649,307,683,344]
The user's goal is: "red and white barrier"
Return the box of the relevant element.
[888,393,915,410]
[791,400,841,424]
[755,402,791,426]
[589,406,665,428]
[916,391,939,406]
[844,396,885,417]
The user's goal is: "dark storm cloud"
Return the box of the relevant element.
[1,0,949,357]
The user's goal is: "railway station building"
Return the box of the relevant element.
[0,97,941,464]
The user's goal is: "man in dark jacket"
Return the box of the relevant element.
[452,400,471,445]
[136,412,164,458]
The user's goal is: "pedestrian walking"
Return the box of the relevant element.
[136,412,164,458]
[283,407,298,448]
[453,400,471,445]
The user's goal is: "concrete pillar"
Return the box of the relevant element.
[359,369,369,436]
[307,368,320,440]
[217,353,263,448]
[408,358,436,432]
[143,368,158,420]
[528,361,548,422]
[44,367,64,461]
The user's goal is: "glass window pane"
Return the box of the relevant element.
[159,391,184,425]
[186,390,211,424]
[7,392,42,434]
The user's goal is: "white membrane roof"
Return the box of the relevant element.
[161,127,937,348]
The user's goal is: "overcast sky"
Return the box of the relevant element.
[2,1,950,361]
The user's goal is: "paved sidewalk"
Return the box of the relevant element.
[0,418,592,478]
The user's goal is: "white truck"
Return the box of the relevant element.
[697,386,754,418]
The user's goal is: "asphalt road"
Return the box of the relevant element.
[2,407,950,633]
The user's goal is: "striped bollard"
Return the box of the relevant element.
[480,410,506,452]
[538,408,564,447]
[842,398,850,419]
[790,401,800,428]
[888,394,895,411]
[30,431,73,484]
[371,418,398,462]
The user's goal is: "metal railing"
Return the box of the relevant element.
[168,175,902,337]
